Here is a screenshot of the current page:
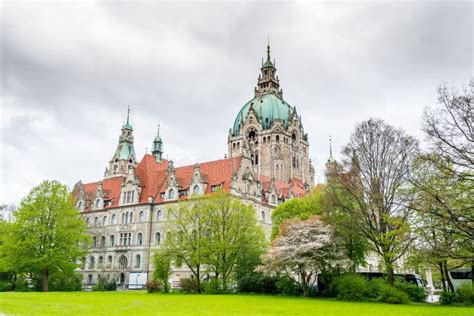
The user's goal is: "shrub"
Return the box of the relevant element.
[331,274,369,301]
[237,275,259,293]
[256,275,279,295]
[105,278,117,291]
[394,280,427,302]
[456,285,474,305]
[145,279,163,293]
[237,274,278,295]
[440,291,458,305]
[203,278,220,294]
[180,278,199,293]
[277,278,303,296]
[378,284,409,304]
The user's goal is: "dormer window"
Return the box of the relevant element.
[211,185,222,192]
[179,190,188,197]
[193,185,200,195]
[95,199,100,208]
[168,188,175,199]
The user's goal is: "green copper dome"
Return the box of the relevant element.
[232,93,295,136]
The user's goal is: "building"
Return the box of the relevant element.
[73,45,315,288]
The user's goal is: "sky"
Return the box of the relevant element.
[1,1,472,204]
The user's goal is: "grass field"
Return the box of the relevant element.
[1,291,473,316]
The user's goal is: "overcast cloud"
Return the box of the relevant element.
[1,1,472,204]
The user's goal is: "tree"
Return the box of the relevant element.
[1,180,90,291]
[271,188,322,239]
[164,192,266,292]
[165,196,211,293]
[204,192,266,290]
[259,216,347,297]
[327,119,419,285]
[152,248,172,292]
[321,174,369,272]
[411,82,473,284]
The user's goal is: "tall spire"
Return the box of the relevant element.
[126,106,130,124]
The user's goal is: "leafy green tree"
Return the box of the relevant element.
[271,188,322,239]
[204,192,266,290]
[327,119,419,285]
[165,196,212,292]
[1,180,90,291]
[321,175,369,272]
[152,248,172,292]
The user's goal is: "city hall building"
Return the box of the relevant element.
[73,45,315,288]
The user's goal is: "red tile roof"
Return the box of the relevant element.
[75,153,309,211]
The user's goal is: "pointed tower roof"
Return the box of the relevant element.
[122,106,133,130]
[261,44,276,69]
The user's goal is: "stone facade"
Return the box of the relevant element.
[74,45,314,289]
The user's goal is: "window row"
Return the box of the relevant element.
[87,254,142,270]
[85,209,164,227]
[91,232,163,248]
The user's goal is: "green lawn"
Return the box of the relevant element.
[1,291,473,316]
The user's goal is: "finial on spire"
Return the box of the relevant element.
[126,106,130,124]
[267,37,271,61]
[157,123,160,135]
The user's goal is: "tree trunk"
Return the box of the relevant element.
[196,265,201,293]
[471,258,474,287]
[438,262,447,292]
[42,268,49,292]
[385,260,394,285]
[442,261,455,292]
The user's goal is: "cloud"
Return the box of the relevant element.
[0,1,471,202]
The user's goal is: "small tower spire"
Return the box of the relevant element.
[126,106,130,124]
[329,135,333,158]
[152,123,163,162]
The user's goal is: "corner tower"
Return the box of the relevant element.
[104,107,137,178]
[228,45,315,186]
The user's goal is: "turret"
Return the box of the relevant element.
[104,107,137,178]
[254,43,283,97]
[152,124,163,162]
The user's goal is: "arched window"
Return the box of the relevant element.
[118,256,128,269]
[193,185,200,195]
[89,256,95,269]
[135,255,141,268]
[156,210,162,221]
[102,216,107,226]
[85,218,90,226]
[98,256,104,268]
[122,213,125,223]
[292,132,297,144]
[107,255,113,266]
[139,211,144,222]
[271,194,276,204]
[261,211,266,223]
[155,232,161,245]
[95,199,100,208]
[92,236,97,248]
[276,135,280,143]
[168,188,175,199]
[100,236,106,247]
[94,217,99,226]
[129,212,133,223]
[77,201,82,209]
[137,233,143,246]
[110,235,115,247]
[111,214,116,225]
